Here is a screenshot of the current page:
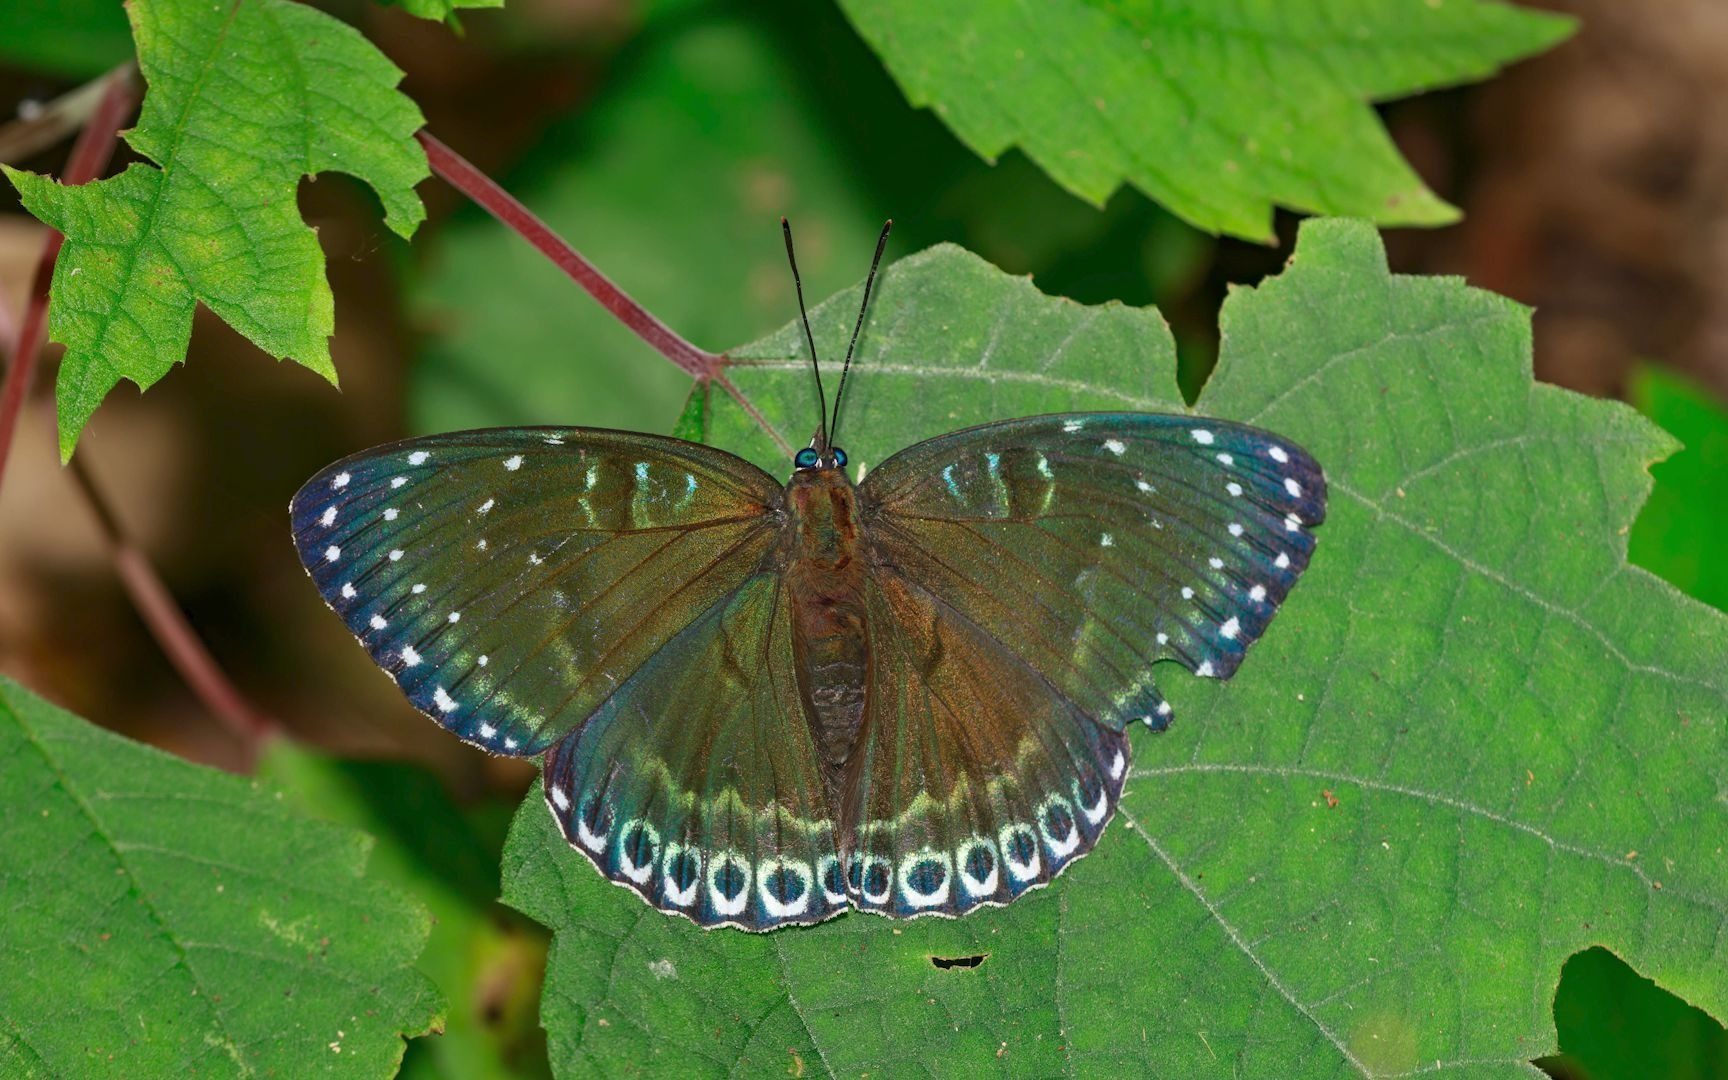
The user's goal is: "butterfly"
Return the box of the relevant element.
[290,221,1325,931]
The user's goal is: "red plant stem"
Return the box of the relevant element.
[417,130,722,380]
[0,68,136,493]
[69,455,279,753]
[0,67,277,758]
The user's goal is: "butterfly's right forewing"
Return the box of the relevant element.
[290,428,784,756]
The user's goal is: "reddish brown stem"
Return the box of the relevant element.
[0,67,277,758]
[69,455,280,754]
[417,130,722,380]
[0,68,135,492]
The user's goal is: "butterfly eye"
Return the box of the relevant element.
[830,447,848,468]
[794,447,820,469]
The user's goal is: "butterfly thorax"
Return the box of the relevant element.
[782,467,869,801]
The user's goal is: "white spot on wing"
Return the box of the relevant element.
[1062,419,1083,433]
[389,549,403,561]
[340,583,356,599]
[477,655,488,667]
[433,686,457,713]
[1275,552,1291,569]
[1191,429,1214,445]
[1220,617,1240,639]
[1285,513,1301,532]
[1269,446,1290,464]
[1250,584,1267,602]
[1100,533,1115,547]
[1216,453,1233,466]
[1226,482,1243,497]
[504,455,523,471]
[1103,438,1126,455]
[332,472,351,489]
[401,645,422,666]
[1135,478,1153,493]
[1284,477,1303,498]
[1195,661,1215,677]
[549,785,570,811]
[324,545,340,563]
[1181,587,1194,600]
[383,508,398,521]
[370,615,387,630]
[448,611,460,624]
[391,476,407,489]
[412,583,426,594]
[1156,632,1169,645]
[1209,557,1224,569]
[408,451,429,465]
[478,722,496,738]
[319,506,337,527]
[1228,522,1244,537]
[478,498,495,514]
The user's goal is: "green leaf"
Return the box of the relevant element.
[3,0,428,462]
[1627,365,1728,614]
[502,220,1727,1076]
[0,678,442,1075]
[409,11,888,439]
[837,0,1574,239]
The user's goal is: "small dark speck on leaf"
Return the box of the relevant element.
[1322,789,1339,809]
[931,953,987,970]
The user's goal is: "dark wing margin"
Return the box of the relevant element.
[858,412,1326,731]
[543,573,844,931]
[290,427,784,756]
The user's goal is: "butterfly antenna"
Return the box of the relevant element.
[781,217,828,452]
[828,219,892,448]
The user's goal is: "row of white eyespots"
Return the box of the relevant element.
[547,785,1109,920]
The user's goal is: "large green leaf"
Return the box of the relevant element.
[501,220,1727,1076]
[3,0,428,461]
[837,0,1573,240]
[0,678,442,1075]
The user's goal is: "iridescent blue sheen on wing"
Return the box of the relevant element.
[860,412,1326,730]
[289,427,783,756]
[542,574,843,931]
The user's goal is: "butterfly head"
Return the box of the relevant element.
[794,445,848,472]
[782,217,892,470]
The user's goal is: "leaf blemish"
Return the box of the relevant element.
[930,953,987,970]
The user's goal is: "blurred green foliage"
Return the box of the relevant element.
[260,745,551,1080]
[1627,366,1728,615]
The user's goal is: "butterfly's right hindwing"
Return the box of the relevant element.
[543,573,845,931]
[289,427,784,756]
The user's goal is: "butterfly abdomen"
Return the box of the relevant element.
[784,469,871,795]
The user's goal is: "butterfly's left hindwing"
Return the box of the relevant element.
[289,428,783,756]
[859,413,1327,731]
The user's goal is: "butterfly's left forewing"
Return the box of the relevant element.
[289,428,784,756]
[859,413,1327,731]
